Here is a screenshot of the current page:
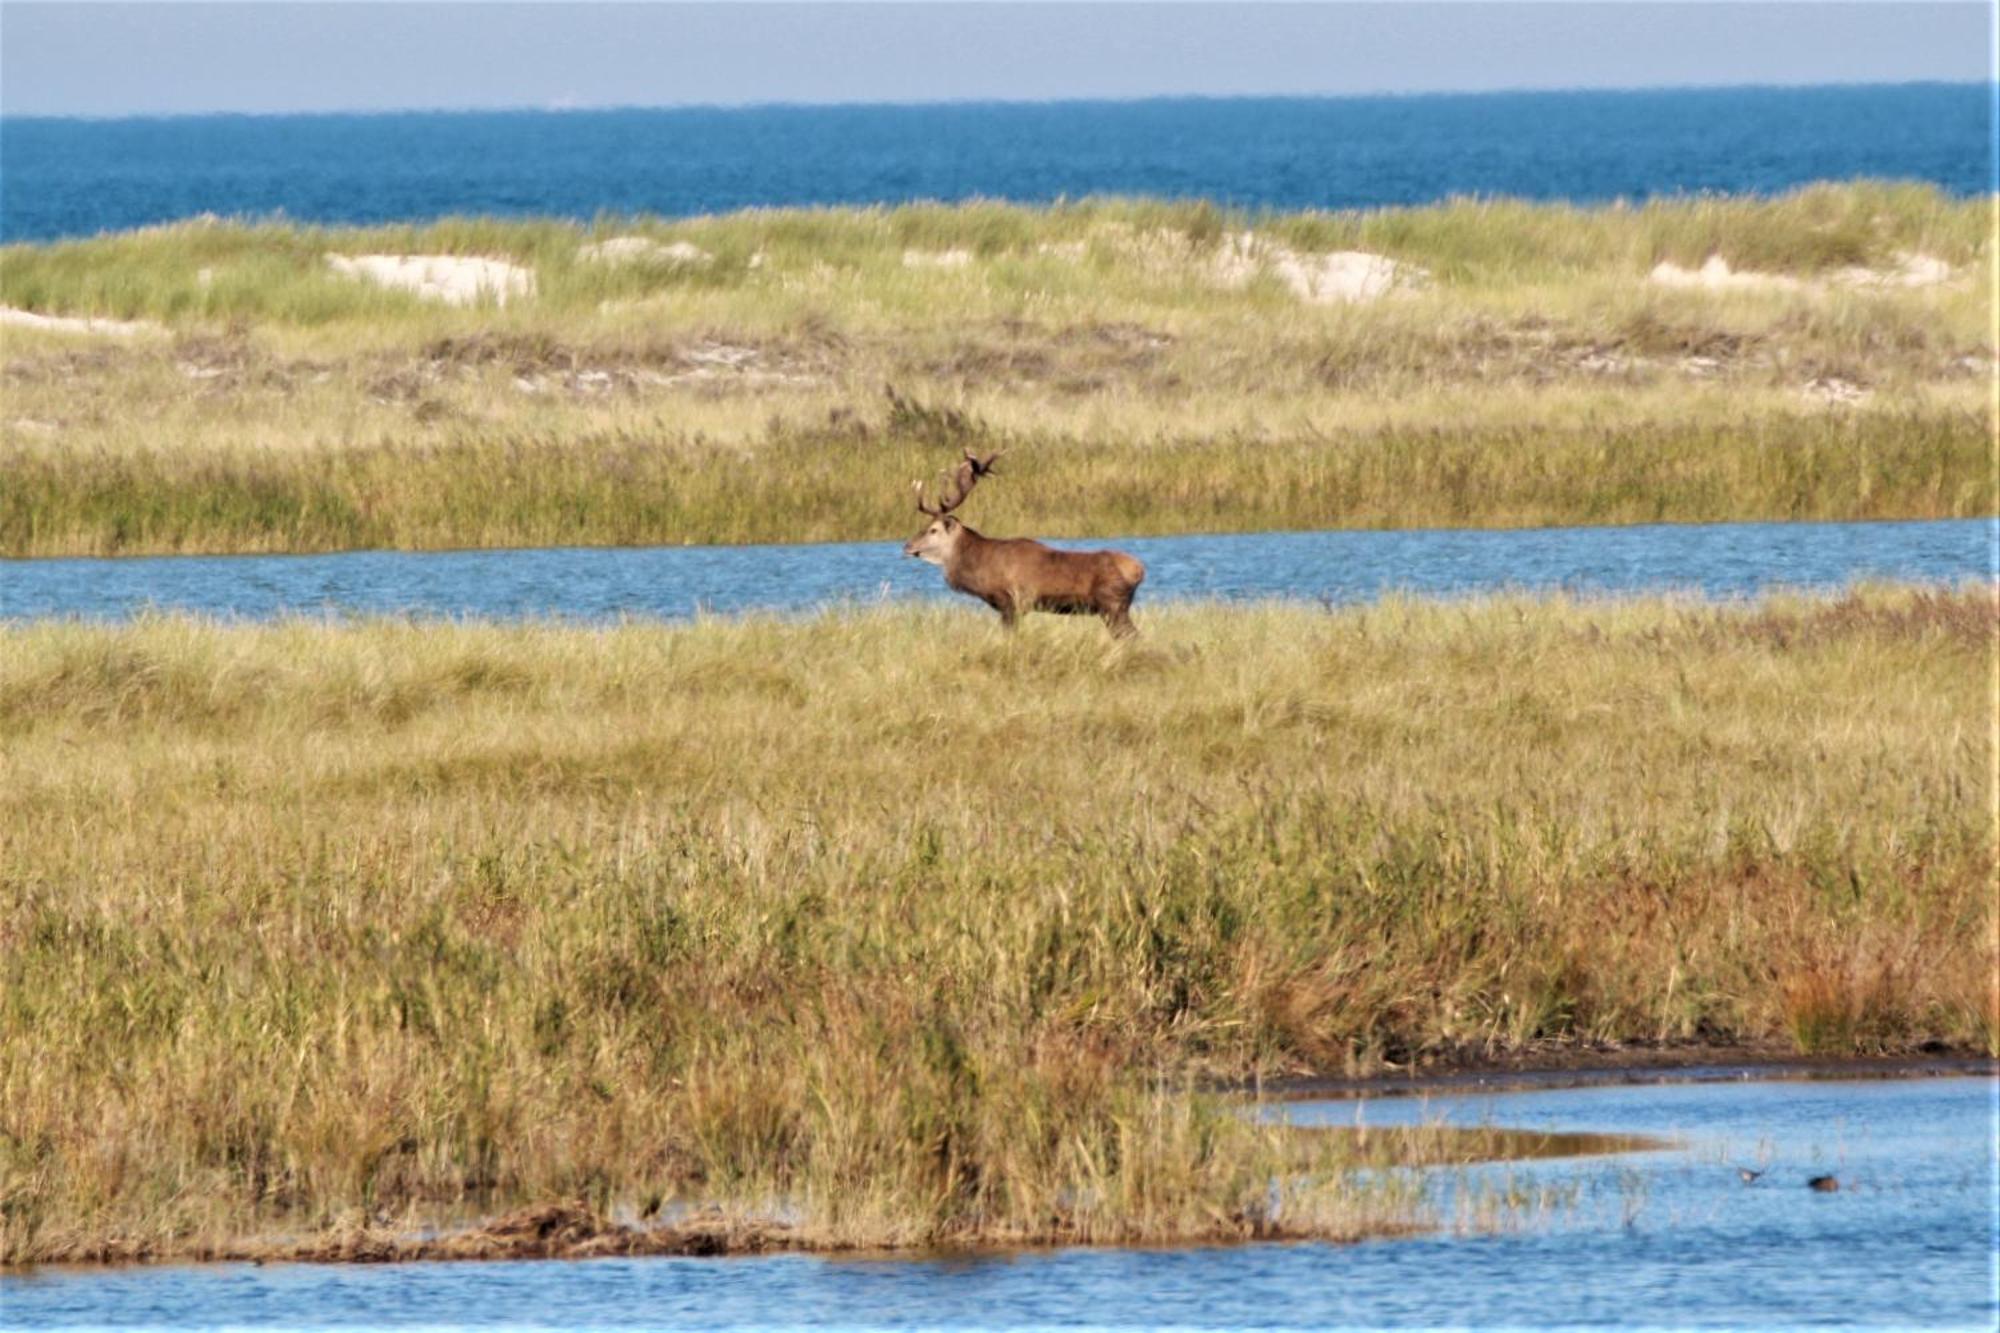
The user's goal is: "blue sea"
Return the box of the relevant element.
[0,82,1989,241]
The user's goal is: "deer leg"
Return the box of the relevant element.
[1097,587,1138,638]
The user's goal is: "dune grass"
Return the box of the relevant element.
[2,588,1990,1264]
[1,182,1990,555]
[3,181,1985,323]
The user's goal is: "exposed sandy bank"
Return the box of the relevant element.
[324,254,536,306]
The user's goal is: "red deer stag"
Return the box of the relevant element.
[902,449,1146,637]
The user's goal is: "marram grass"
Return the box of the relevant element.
[3,181,1986,324]
[1,589,1991,1263]
[1,183,1991,555]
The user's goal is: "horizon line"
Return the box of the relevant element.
[3,76,1988,125]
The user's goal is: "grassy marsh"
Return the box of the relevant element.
[1,183,1990,555]
[2,589,1990,1263]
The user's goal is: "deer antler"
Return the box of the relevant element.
[913,447,1003,517]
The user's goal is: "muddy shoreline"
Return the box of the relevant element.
[1251,1043,1999,1101]
[3,1203,1408,1271]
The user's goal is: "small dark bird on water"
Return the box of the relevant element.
[1807,1174,1839,1192]
[1737,1167,1764,1184]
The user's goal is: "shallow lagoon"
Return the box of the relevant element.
[2,517,1989,623]
[7,1075,1994,1329]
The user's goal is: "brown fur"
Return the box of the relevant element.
[904,517,1146,637]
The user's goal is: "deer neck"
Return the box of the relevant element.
[941,523,987,581]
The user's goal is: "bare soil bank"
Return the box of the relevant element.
[1260,1043,2000,1100]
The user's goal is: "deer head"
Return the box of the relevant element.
[903,448,1002,565]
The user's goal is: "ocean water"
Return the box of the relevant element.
[1,83,1989,241]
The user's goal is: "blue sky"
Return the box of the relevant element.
[2,3,1989,118]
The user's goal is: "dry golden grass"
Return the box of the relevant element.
[2,588,1990,1264]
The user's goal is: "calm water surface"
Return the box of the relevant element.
[1,518,1989,623]
[2,85,1987,241]
[6,1077,1993,1329]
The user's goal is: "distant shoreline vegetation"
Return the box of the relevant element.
[0,184,1990,557]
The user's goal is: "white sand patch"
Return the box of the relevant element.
[1831,251,1953,289]
[1213,233,1426,304]
[578,237,712,266]
[1650,252,1953,295]
[1105,226,1424,302]
[1648,256,1803,293]
[902,249,974,269]
[0,307,162,337]
[325,254,536,307]
[1286,250,1418,303]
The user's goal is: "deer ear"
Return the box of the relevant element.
[941,515,960,530]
